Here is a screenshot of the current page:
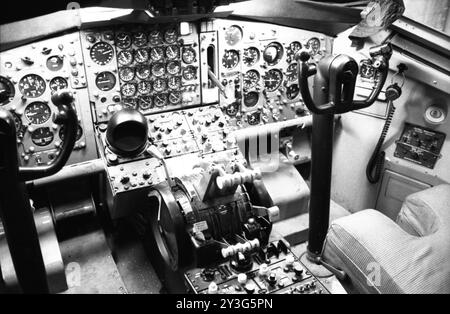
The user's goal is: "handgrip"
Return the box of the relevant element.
[19,90,78,181]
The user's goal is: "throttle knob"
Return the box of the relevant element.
[106,108,148,156]
[51,89,75,107]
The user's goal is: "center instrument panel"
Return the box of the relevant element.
[0,19,331,180]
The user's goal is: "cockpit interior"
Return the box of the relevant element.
[0,0,449,295]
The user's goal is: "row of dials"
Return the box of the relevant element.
[21,125,84,147]
[87,29,180,49]
[116,63,197,82]
[116,46,197,65]
[0,74,69,102]
[111,92,183,110]
[222,39,321,70]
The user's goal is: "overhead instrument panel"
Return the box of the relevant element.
[81,23,201,123]
[210,20,332,128]
[0,32,94,167]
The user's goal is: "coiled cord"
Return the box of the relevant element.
[366,101,396,183]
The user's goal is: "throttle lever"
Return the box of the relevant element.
[19,89,78,181]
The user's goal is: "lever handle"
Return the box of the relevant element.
[19,89,78,181]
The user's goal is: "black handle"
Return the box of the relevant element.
[19,90,78,181]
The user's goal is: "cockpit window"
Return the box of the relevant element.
[403,0,450,35]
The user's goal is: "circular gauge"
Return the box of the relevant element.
[139,96,153,110]
[153,78,167,93]
[149,30,163,45]
[136,65,151,80]
[226,103,239,116]
[19,74,46,98]
[154,94,167,107]
[116,32,132,49]
[60,124,83,141]
[182,47,196,64]
[182,66,197,81]
[95,71,116,91]
[286,84,299,100]
[135,49,149,64]
[90,42,114,65]
[0,76,15,106]
[168,76,181,90]
[222,50,240,70]
[225,25,243,46]
[119,67,135,82]
[164,29,178,44]
[31,127,54,146]
[247,111,261,126]
[263,42,284,65]
[286,63,297,81]
[133,32,148,47]
[152,63,166,77]
[307,37,321,55]
[165,45,180,60]
[166,61,181,75]
[122,98,137,109]
[263,69,283,92]
[244,92,259,107]
[49,77,68,93]
[243,70,260,90]
[25,102,51,124]
[360,60,375,79]
[168,92,181,105]
[289,41,302,55]
[12,112,23,135]
[103,31,114,41]
[243,47,260,67]
[121,83,136,97]
[150,47,164,62]
[46,55,64,71]
[117,50,133,66]
[138,81,151,95]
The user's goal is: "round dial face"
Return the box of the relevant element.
[133,32,148,47]
[286,84,299,100]
[182,47,196,64]
[25,102,51,124]
[152,63,166,77]
[12,112,23,134]
[247,111,261,125]
[243,70,260,90]
[90,42,114,65]
[286,63,297,81]
[49,77,68,93]
[168,76,181,90]
[138,81,151,95]
[150,47,164,62]
[119,67,135,82]
[154,94,167,107]
[263,69,283,92]
[166,61,181,75]
[222,50,240,70]
[60,124,83,141]
[0,76,15,106]
[122,98,137,109]
[121,83,136,97]
[19,74,46,98]
[139,96,153,110]
[116,32,132,49]
[360,60,375,79]
[165,45,180,60]
[117,50,133,66]
[95,71,116,91]
[31,127,54,146]
[244,92,259,107]
[243,47,260,67]
[263,42,284,65]
[153,78,167,92]
[135,49,149,64]
[289,41,302,55]
[225,25,243,46]
[307,37,321,55]
[149,30,163,45]
[46,55,64,71]
[136,66,151,80]
[182,66,197,81]
[168,92,181,105]
[164,29,178,44]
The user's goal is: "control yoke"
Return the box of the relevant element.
[297,43,392,114]
[295,44,392,262]
[19,90,79,181]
